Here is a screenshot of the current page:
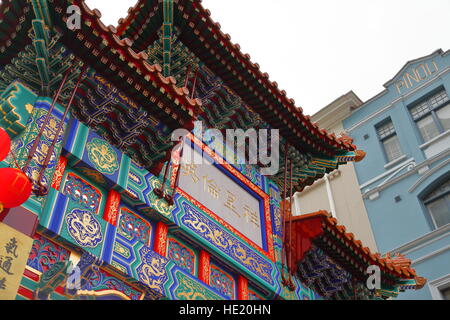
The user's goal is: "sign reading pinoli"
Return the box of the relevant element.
[0,223,34,300]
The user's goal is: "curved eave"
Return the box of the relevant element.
[72,0,202,125]
[117,0,358,158]
[289,211,426,288]
[2,0,203,132]
[290,149,366,192]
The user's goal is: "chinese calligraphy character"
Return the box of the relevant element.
[0,256,13,275]
[5,238,18,258]
[224,191,240,217]
[202,175,221,199]
[0,277,6,290]
[243,205,260,229]
[181,164,200,183]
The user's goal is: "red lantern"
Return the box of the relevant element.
[0,127,11,162]
[0,168,32,212]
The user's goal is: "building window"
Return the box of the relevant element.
[409,89,450,143]
[376,120,403,162]
[423,179,450,229]
[441,287,450,300]
[429,275,450,300]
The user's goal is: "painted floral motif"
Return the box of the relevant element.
[63,173,102,213]
[271,204,282,236]
[51,156,67,190]
[24,166,49,189]
[26,137,57,168]
[26,234,70,273]
[181,202,274,285]
[239,164,262,188]
[36,114,63,142]
[117,208,152,246]
[86,137,119,175]
[210,264,235,299]
[168,238,195,275]
[66,209,103,247]
[6,103,65,207]
[4,139,23,166]
[81,268,142,300]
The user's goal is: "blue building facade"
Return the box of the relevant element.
[343,49,450,300]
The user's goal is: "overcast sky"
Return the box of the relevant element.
[84,1,450,115]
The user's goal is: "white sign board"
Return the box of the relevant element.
[178,143,263,247]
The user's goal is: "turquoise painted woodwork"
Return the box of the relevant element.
[5,96,320,300]
[62,117,131,193]
[0,81,36,138]
[1,94,69,213]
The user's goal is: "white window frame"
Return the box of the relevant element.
[429,274,450,300]
[409,89,450,143]
[423,179,450,229]
[376,120,403,163]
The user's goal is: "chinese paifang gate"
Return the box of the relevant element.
[0,0,425,300]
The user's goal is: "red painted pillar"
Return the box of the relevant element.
[103,189,121,226]
[153,221,168,256]
[238,275,249,300]
[51,155,68,191]
[198,250,211,285]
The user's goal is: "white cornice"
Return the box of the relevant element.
[361,148,450,196]
[409,157,450,193]
[412,244,450,266]
[419,129,450,150]
[389,223,450,256]
[360,157,414,190]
